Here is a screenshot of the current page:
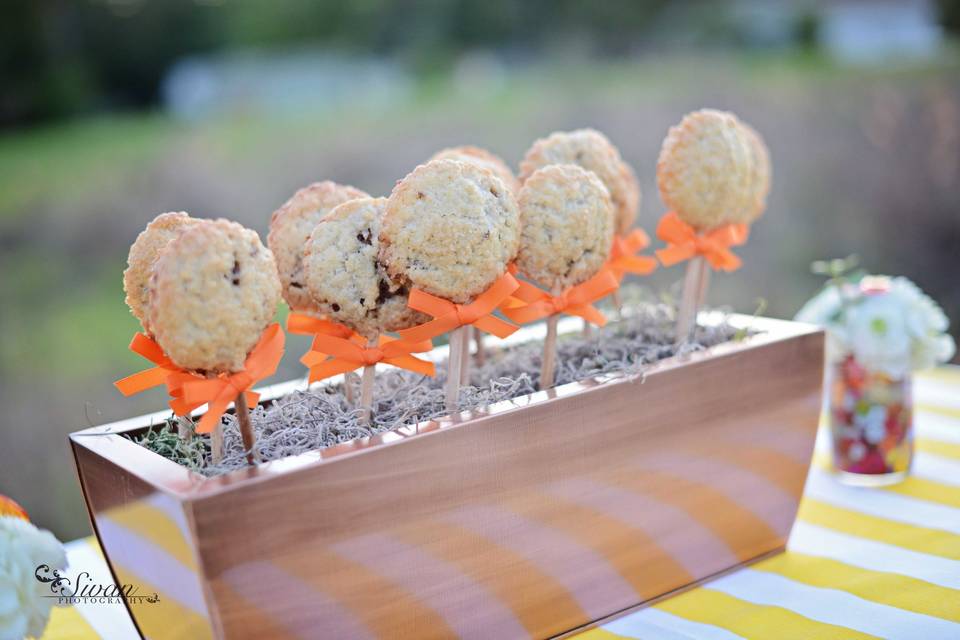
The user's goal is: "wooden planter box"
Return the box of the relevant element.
[71,315,824,640]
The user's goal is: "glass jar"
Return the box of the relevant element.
[828,353,913,486]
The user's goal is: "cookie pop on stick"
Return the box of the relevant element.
[429,146,520,379]
[123,212,199,335]
[122,212,200,439]
[381,159,522,413]
[269,181,369,400]
[505,164,617,389]
[519,129,648,323]
[696,121,771,310]
[146,219,283,464]
[301,197,431,422]
[655,109,767,341]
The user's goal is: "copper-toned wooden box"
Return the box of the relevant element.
[71,315,824,640]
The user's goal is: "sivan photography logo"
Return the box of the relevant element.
[34,564,160,606]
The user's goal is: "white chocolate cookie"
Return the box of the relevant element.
[380,159,520,303]
[303,197,427,340]
[656,109,754,230]
[516,165,614,291]
[268,181,369,313]
[149,219,281,373]
[123,211,199,333]
[429,146,520,193]
[519,129,640,234]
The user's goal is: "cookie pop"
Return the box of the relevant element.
[380,159,521,412]
[519,129,645,322]
[655,109,766,340]
[123,212,199,335]
[268,181,370,314]
[430,146,520,194]
[147,219,282,464]
[269,181,369,400]
[520,128,638,235]
[429,145,520,373]
[511,164,616,389]
[302,197,430,421]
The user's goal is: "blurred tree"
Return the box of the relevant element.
[793,7,820,51]
[3,0,815,128]
[1,0,221,125]
[936,0,960,34]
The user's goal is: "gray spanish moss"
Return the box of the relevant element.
[136,296,743,476]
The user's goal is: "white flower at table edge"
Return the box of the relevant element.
[796,274,956,378]
[0,516,67,640]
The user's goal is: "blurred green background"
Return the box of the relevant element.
[1,0,958,541]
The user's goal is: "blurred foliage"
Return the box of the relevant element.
[2,0,680,126]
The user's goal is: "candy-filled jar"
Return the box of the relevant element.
[828,353,913,485]
[798,269,955,487]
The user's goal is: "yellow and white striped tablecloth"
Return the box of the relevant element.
[43,368,960,639]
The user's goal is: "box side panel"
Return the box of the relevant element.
[192,332,823,640]
[72,443,216,640]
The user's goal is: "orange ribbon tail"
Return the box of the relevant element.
[501,269,619,327]
[607,229,658,279]
[302,333,434,383]
[397,271,520,344]
[286,312,357,339]
[654,211,748,272]
[113,333,182,396]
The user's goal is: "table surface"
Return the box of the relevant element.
[42,367,960,639]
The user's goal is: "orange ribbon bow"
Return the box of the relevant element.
[397,271,521,344]
[113,332,183,397]
[654,211,749,272]
[286,311,360,356]
[114,324,285,434]
[301,334,435,383]
[287,312,357,340]
[607,229,659,280]
[501,269,620,327]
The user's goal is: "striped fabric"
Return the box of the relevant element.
[45,368,960,639]
[579,367,960,640]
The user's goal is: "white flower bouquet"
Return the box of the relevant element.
[796,260,955,378]
[796,258,955,483]
[0,497,66,640]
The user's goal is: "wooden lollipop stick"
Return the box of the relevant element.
[676,256,706,342]
[582,319,592,337]
[176,416,192,440]
[459,326,472,385]
[359,337,377,424]
[235,392,256,465]
[541,314,560,390]
[343,371,357,404]
[696,262,712,308]
[474,328,486,366]
[446,326,464,412]
[210,425,224,464]
[540,286,562,390]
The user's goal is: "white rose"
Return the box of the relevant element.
[847,291,913,378]
[0,517,66,640]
